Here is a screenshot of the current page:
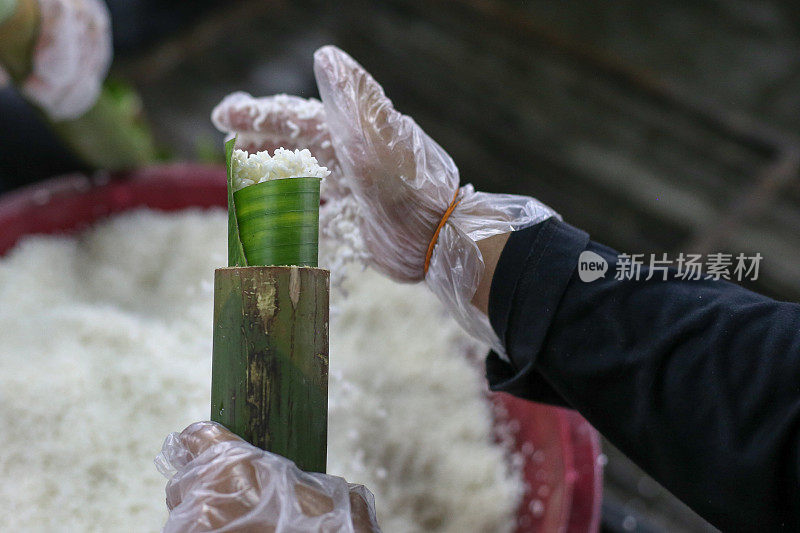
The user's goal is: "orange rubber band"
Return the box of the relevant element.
[423,189,462,275]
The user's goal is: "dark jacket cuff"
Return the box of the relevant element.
[485,218,589,406]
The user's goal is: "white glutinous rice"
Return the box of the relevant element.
[0,208,522,532]
[231,148,330,191]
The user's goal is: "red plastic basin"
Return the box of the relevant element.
[0,164,603,532]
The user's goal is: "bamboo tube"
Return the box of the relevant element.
[215,138,330,472]
[210,265,329,473]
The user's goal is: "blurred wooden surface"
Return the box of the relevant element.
[121,1,800,530]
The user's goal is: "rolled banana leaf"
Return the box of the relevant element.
[226,138,321,267]
[226,138,247,267]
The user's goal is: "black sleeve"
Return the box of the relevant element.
[486,218,800,532]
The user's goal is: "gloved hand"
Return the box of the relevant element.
[0,0,112,119]
[212,46,558,357]
[156,421,380,533]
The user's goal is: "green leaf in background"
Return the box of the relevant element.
[0,0,37,81]
[226,137,248,267]
[0,0,17,26]
[51,79,160,170]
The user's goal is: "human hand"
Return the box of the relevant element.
[156,421,380,533]
[0,0,112,119]
[212,46,558,356]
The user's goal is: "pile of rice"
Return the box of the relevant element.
[0,208,522,531]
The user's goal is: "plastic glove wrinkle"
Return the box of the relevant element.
[158,422,380,532]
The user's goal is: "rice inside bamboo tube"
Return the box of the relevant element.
[212,138,331,473]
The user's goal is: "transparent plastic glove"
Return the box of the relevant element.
[211,46,558,357]
[156,421,380,533]
[314,46,558,356]
[0,0,112,120]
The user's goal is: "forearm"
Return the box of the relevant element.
[486,218,800,531]
[472,232,510,315]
